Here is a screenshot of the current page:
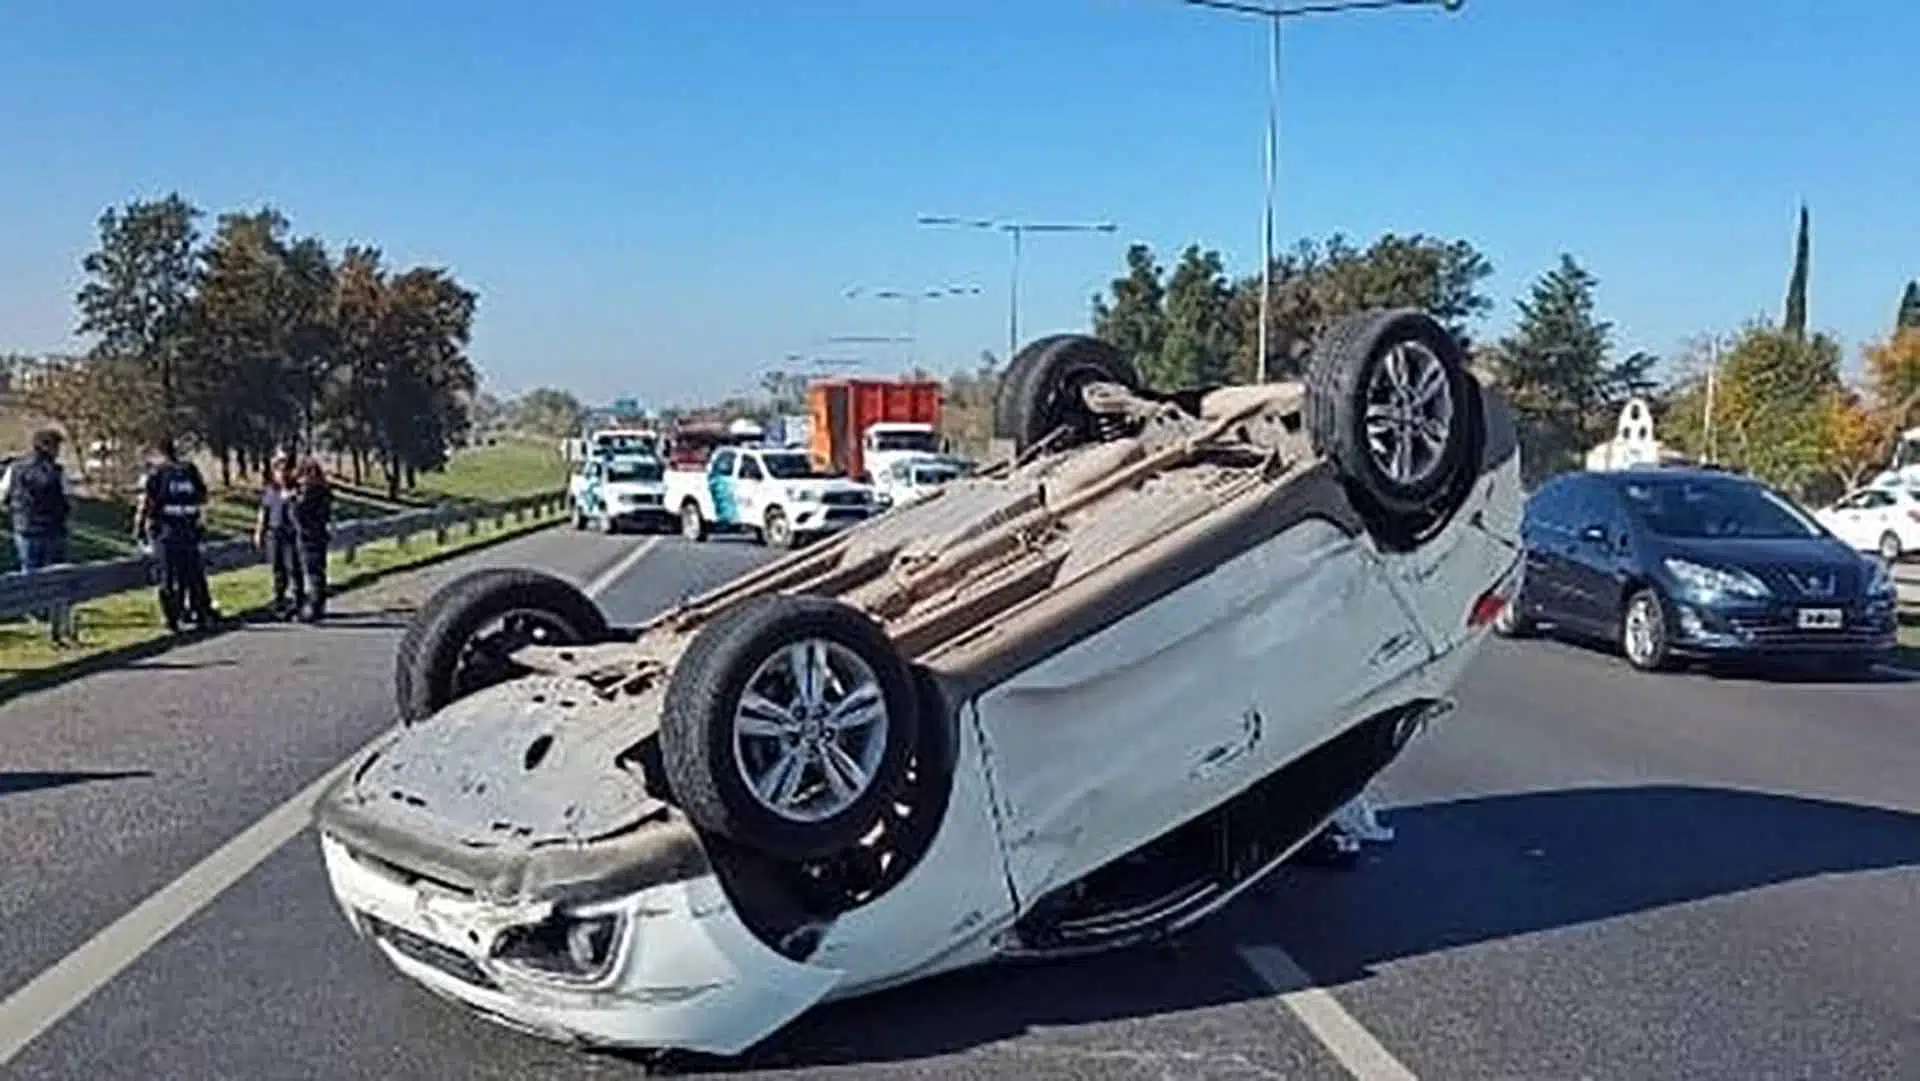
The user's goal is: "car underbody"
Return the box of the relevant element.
[315,316,1523,1055]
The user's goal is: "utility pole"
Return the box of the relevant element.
[916,216,1116,362]
[1184,0,1464,381]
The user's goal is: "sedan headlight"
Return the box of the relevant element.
[1864,559,1895,600]
[491,910,624,984]
[1662,558,1772,601]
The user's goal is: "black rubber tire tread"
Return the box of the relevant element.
[394,567,610,723]
[764,506,795,550]
[1304,308,1476,529]
[661,595,920,861]
[995,334,1139,452]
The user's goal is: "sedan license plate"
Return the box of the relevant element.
[1796,608,1843,630]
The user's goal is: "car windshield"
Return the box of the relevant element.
[872,430,938,452]
[1620,477,1820,539]
[760,452,815,479]
[605,459,662,482]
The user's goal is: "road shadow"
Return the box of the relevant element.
[658,785,1920,1075]
[1524,627,1915,684]
[0,769,153,797]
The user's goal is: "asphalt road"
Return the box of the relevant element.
[2,527,1916,1080]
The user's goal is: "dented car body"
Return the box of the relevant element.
[314,316,1523,1055]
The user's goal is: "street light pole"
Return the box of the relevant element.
[845,285,982,368]
[1185,0,1463,382]
[917,216,1116,362]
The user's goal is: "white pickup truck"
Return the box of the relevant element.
[667,446,878,548]
[569,454,673,534]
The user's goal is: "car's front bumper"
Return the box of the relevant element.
[319,834,841,1054]
[1664,596,1898,659]
[789,503,874,535]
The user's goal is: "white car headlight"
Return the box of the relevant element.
[1662,558,1772,601]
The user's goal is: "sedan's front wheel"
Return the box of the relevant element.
[1621,589,1671,672]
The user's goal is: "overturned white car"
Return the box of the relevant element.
[314,310,1523,1057]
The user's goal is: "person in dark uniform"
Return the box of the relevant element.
[253,454,303,620]
[291,457,333,622]
[133,437,218,632]
[2,428,76,645]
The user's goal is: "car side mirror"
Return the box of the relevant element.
[1580,523,1607,545]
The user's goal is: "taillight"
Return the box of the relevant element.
[1466,559,1523,629]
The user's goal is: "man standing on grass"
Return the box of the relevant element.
[1,428,77,646]
[132,436,219,632]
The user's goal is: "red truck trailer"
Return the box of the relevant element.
[807,378,942,479]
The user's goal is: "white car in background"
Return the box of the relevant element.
[873,454,972,509]
[570,454,673,534]
[1816,485,1920,562]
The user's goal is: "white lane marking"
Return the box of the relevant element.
[1240,945,1419,1081]
[0,539,661,1065]
[0,737,382,1066]
[583,536,662,598]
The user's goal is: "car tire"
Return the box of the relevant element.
[995,334,1140,454]
[600,511,620,535]
[1620,588,1672,672]
[1878,531,1902,562]
[395,568,611,724]
[764,507,795,549]
[571,505,586,530]
[660,595,920,861]
[680,500,708,542]
[1305,309,1477,541]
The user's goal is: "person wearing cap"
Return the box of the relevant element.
[1,428,77,646]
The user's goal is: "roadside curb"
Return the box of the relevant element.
[0,514,562,705]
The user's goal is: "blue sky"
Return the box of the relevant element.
[3,1,1916,408]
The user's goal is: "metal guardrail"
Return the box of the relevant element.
[0,490,566,621]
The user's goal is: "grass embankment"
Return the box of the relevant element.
[0,501,565,697]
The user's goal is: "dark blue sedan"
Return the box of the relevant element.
[1499,468,1898,671]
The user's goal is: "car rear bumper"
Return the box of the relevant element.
[318,833,840,1054]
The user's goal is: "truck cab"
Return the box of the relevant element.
[668,446,877,549]
[861,422,942,484]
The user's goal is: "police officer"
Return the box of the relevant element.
[133,437,219,632]
[2,428,76,645]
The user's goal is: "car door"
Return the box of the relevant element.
[1521,477,1577,623]
[707,449,739,525]
[735,454,766,524]
[1561,477,1623,631]
[971,519,1433,910]
[580,461,603,517]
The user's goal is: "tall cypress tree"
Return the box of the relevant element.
[1897,280,1920,332]
[1782,204,1810,340]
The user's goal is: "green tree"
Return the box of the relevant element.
[375,266,479,495]
[1783,203,1810,341]
[1153,246,1237,390]
[1237,233,1493,380]
[1680,324,1840,494]
[1896,280,1920,332]
[510,388,588,439]
[1486,255,1652,482]
[1091,244,1167,379]
[75,194,202,421]
[190,208,302,483]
